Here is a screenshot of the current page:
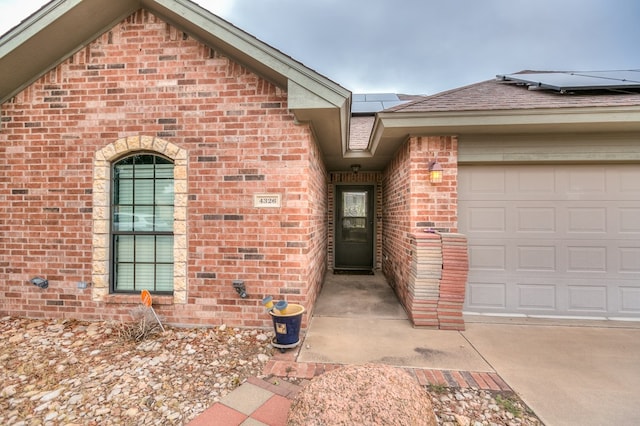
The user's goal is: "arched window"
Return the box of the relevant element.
[111,153,174,293]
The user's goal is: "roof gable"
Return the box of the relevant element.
[0,0,351,167]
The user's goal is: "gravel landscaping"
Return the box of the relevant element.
[0,316,274,425]
[1,316,542,425]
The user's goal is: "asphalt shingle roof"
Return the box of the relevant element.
[389,77,640,114]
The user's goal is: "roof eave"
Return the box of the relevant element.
[0,0,139,104]
[369,106,640,168]
[287,80,351,169]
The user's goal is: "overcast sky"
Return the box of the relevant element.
[1,0,638,95]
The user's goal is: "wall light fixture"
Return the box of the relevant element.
[30,276,49,289]
[428,159,443,184]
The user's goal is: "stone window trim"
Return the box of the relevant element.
[92,136,188,304]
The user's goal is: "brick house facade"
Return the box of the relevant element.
[1,2,469,329]
[5,1,636,328]
[5,1,638,328]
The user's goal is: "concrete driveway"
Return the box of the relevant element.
[462,317,640,426]
[302,272,640,425]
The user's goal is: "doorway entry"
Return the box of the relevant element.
[334,185,375,271]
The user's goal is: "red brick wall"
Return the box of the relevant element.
[382,135,465,328]
[297,133,329,320]
[0,9,325,328]
[381,140,412,306]
[408,136,458,233]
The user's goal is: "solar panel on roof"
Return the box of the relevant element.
[364,93,400,102]
[582,70,640,82]
[352,101,384,113]
[351,93,411,114]
[498,70,640,92]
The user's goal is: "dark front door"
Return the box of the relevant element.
[335,185,374,270]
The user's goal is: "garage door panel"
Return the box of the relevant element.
[467,281,507,309]
[517,284,556,310]
[466,207,506,232]
[566,246,607,272]
[568,285,608,312]
[619,248,640,273]
[567,207,607,233]
[619,286,640,313]
[566,167,607,194]
[614,169,640,195]
[517,245,556,271]
[516,207,556,232]
[561,239,629,276]
[517,169,556,193]
[460,164,640,319]
[460,168,506,196]
[619,207,640,233]
[468,244,506,270]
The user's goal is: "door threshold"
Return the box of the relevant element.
[333,269,374,275]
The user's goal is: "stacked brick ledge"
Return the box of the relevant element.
[438,233,469,330]
[406,231,469,330]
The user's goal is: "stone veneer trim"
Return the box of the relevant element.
[92,136,188,304]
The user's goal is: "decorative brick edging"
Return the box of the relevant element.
[262,360,511,392]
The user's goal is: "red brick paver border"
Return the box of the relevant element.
[187,403,247,426]
[262,360,511,392]
[251,394,292,426]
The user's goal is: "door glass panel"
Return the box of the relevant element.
[342,191,368,242]
[343,192,367,217]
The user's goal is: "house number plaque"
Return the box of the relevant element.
[254,194,281,208]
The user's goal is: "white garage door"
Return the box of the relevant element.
[459,164,640,319]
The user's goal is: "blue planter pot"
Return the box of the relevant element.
[269,303,305,346]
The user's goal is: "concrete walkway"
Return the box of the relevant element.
[189,272,640,425]
[299,272,492,371]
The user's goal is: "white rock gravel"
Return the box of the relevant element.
[428,386,543,426]
[1,316,543,426]
[0,316,274,425]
